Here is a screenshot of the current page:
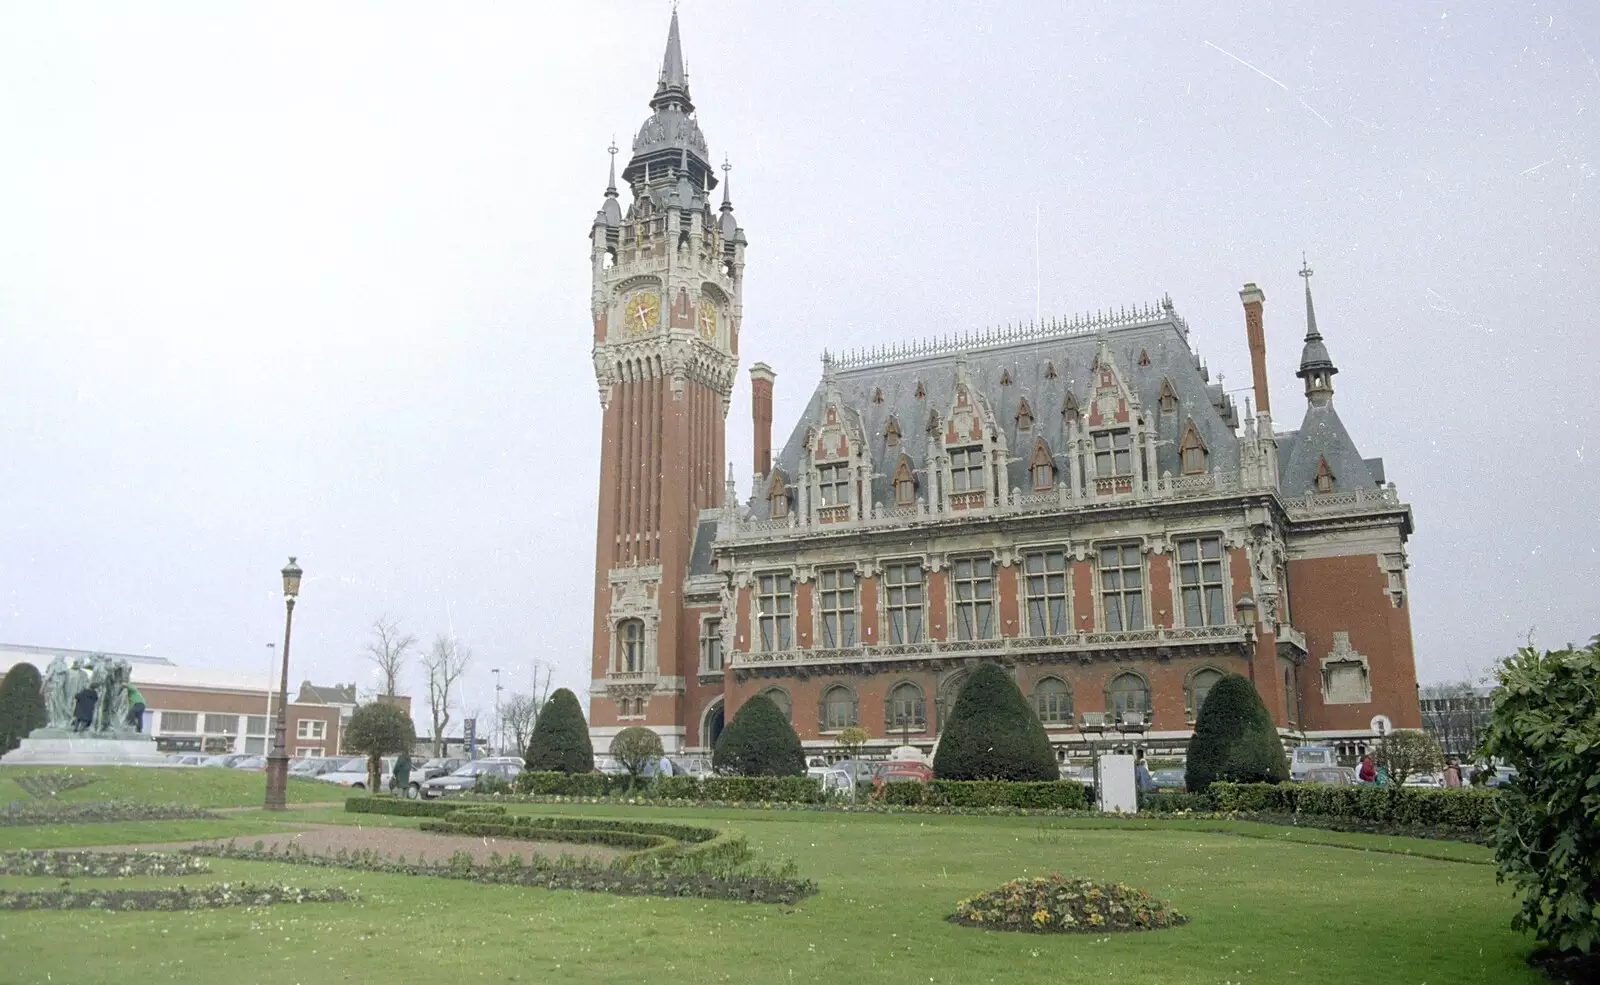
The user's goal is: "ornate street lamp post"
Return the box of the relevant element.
[1234,593,1257,683]
[264,557,302,811]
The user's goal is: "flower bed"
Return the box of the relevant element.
[0,850,209,878]
[13,772,101,799]
[950,874,1187,933]
[185,839,816,905]
[0,800,219,827]
[0,883,354,911]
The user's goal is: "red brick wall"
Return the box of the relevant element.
[1288,554,1421,731]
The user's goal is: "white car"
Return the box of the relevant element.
[318,756,395,790]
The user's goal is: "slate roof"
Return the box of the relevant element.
[758,307,1246,518]
[297,681,357,706]
[688,514,719,577]
[1276,403,1377,496]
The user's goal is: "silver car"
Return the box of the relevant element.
[418,760,521,799]
[317,756,394,790]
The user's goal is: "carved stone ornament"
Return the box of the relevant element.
[1320,632,1372,705]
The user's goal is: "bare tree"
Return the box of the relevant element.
[500,661,556,756]
[1419,675,1493,760]
[363,615,417,697]
[422,636,471,757]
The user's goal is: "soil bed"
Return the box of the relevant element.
[87,823,622,866]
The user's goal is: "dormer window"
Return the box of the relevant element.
[1093,430,1133,477]
[1014,397,1034,431]
[1179,423,1207,475]
[1315,457,1335,493]
[1158,379,1178,415]
[892,458,916,506]
[1029,440,1054,491]
[949,446,986,493]
[818,462,850,505]
[768,479,789,519]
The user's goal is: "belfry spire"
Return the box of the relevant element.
[1295,256,1338,405]
[651,9,692,112]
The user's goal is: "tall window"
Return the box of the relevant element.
[700,618,723,672]
[818,462,850,505]
[618,619,644,672]
[887,682,925,729]
[951,556,995,640]
[1098,544,1145,631]
[1107,673,1150,724]
[160,712,198,733]
[769,481,789,518]
[818,568,857,647]
[949,445,986,493]
[884,561,925,644]
[1180,429,1207,474]
[1034,677,1073,724]
[756,573,793,651]
[1024,550,1069,636]
[1093,429,1133,477]
[1176,536,1226,626]
[760,687,791,722]
[1030,441,1054,491]
[1186,667,1224,721]
[820,684,857,730]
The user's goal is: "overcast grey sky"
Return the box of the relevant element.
[2,2,1596,719]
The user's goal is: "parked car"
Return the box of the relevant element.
[1059,764,1096,792]
[829,759,878,785]
[805,757,831,779]
[1150,768,1187,791]
[168,754,206,767]
[230,756,267,770]
[319,757,395,790]
[820,767,856,794]
[871,761,933,792]
[417,760,522,799]
[1303,766,1358,785]
[412,757,466,782]
[288,756,345,777]
[1289,745,1339,782]
[669,756,713,777]
[594,756,628,776]
[1403,772,1443,788]
[200,754,253,768]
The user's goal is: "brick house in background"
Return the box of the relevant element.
[585,14,1420,762]
[0,644,373,758]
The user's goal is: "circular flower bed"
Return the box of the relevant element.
[950,874,1187,933]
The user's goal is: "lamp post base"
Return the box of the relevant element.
[263,753,290,811]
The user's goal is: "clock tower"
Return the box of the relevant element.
[588,10,746,750]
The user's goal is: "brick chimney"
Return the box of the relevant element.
[749,363,775,486]
[1240,283,1270,417]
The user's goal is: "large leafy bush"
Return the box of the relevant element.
[1184,674,1288,791]
[932,662,1057,781]
[610,726,664,778]
[342,702,416,791]
[1481,637,1600,955]
[524,688,594,774]
[712,695,805,777]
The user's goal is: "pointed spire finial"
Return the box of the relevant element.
[659,7,687,94]
[1299,252,1321,341]
[720,155,733,210]
[606,139,619,196]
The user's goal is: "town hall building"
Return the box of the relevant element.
[585,13,1421,762]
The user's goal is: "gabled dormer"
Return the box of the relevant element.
[804,372,865,525]
[940,356,1004,511]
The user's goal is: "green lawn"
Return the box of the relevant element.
[0,765,339,808]
[0,799,1537,985]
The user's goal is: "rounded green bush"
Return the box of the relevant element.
[951,874,1187,933]
[524,689,594,774]
[1184,674,1288,791]
[0,662,47,754]
[932,662,1056,782]
[712,695,805,777]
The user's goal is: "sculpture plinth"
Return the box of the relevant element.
[0,653,172,768]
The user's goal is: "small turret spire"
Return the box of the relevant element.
[655,8,689,103]
[1295,255,1338,405]
[605,139,618,197]
[720,156,733,211]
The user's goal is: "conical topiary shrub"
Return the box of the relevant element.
[1184,673,1289,791]
[524,688,594,774]
[713,694,805,776]
[932,662,1058,781]
[0,662,47,754]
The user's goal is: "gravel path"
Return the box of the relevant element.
[87,823,621,866]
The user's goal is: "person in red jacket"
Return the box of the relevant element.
[1357,754,1377,784]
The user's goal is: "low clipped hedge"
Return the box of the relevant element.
[343,796,510,819]
[511,771,825,804]
[1208,782,1500,832]
[929,780,1088,810]
[419,819,665,851]
[1,801,219,826]
[0,883,355,911]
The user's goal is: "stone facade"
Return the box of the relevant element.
[587,15,1420,759]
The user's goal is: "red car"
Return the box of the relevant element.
[871,761,933,791]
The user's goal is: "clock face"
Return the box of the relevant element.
[697,302,717,341]
[623,292,661,337]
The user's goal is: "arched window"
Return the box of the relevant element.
[820,684,858,731]
[760,687,791,722]
[893,457,916,506]
[1029,440,1054,491]
[886,681,926,730]
[1034,677,1073,725]
[1180,423,1207,475]
[1106,673,1151,725]
[1185,667,1225,722]
[617,619,644,674]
